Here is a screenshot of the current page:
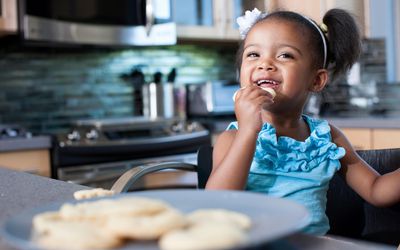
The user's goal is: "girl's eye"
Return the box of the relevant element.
[246,52,259,58]
[278,53,294,59]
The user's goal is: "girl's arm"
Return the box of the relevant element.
[206,85,272,190]
[331,124,400,207]
[205,129,258,190]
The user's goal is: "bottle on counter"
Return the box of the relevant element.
[143,71,162,119]
[164,68,176,119]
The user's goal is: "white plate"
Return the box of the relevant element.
[1,189,310,250]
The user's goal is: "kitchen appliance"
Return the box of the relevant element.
[52,116,211,188]
[18,0,176,46]
[186,80,239,117]
[0,124,32,139]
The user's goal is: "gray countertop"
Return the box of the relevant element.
[0,168,89,250]
[0,136,52,152]
[0,168,395,250]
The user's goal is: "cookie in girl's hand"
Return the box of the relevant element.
[260,87,276,98]
[232,87,276,102]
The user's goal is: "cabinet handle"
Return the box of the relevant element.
[145,0,155,36]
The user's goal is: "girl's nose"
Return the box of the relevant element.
[257,61,276,71]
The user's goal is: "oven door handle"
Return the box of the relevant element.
[111,162,197,193]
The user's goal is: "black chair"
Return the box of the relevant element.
[111,146,400,245]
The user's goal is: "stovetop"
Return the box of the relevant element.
[56,116,209,146]
[0,124,32,139]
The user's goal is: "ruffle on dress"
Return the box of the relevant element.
[229,116,345,173]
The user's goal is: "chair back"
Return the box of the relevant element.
[196,145,213,188]
[327,148,400,245]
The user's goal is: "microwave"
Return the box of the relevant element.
[18,0,176,46]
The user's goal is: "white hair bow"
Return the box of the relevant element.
[236,8,267,39]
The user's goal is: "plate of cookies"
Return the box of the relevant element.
[1,189,310,250]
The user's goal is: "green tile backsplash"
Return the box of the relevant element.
[0,45,237,133]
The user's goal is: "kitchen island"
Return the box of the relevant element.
[0,167,396,250]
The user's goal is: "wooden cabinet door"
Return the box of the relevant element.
[372,129,400,149]
[267,0,323,21]
[0,149,51,177]
[267,0,367,36]
[341,128,372,150]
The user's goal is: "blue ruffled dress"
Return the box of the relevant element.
[227,115,345,235]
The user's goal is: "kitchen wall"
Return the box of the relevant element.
[0,43,237,133]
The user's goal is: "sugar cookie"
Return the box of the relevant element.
[73,188,115,200]
[106,208,187,240]
[232,86,276,101]
[60,197,170,220]
[187,208,251,230]
[159,222,247,250]
[260,87,276,98]
[32,211,122,250]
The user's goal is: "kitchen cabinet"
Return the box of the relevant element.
[0,136,52,177]
[267,0,368,37]
[172,0,267,41]
[340,128,400,150]
[341,128,372,150]
[372,129,400,150]
[172,0,368,41]
[0,149,51,177]
[0,0,17,34]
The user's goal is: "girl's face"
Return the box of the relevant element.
[240,19,320,112]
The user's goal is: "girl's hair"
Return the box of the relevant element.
[235,9,361,81]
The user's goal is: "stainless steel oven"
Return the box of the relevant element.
[52,117,211,189]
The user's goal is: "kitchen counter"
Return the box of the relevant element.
[204,115,400,134]
[324,116,400,129]
[0,135,51,152]
[0,168,395,250]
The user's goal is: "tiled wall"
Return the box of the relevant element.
[0,44,237,133]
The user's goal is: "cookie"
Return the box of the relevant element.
[73,188,115,200]
[187,208,252,230]
[60,196,170,220]
[232,86,276,102]
[32,211,122,250]
[106,208,187,240]
[159,222,247,250]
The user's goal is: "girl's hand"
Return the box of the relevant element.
[234,85,275,133]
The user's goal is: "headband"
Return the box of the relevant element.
[302,16,328,68]
[237,8,328,68]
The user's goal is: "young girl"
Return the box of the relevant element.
[205,8,400,235]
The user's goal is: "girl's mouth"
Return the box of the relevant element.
[256,79,279,88]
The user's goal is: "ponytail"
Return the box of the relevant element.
[323,9,362,80]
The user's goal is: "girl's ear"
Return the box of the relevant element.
[309,69,328,92]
